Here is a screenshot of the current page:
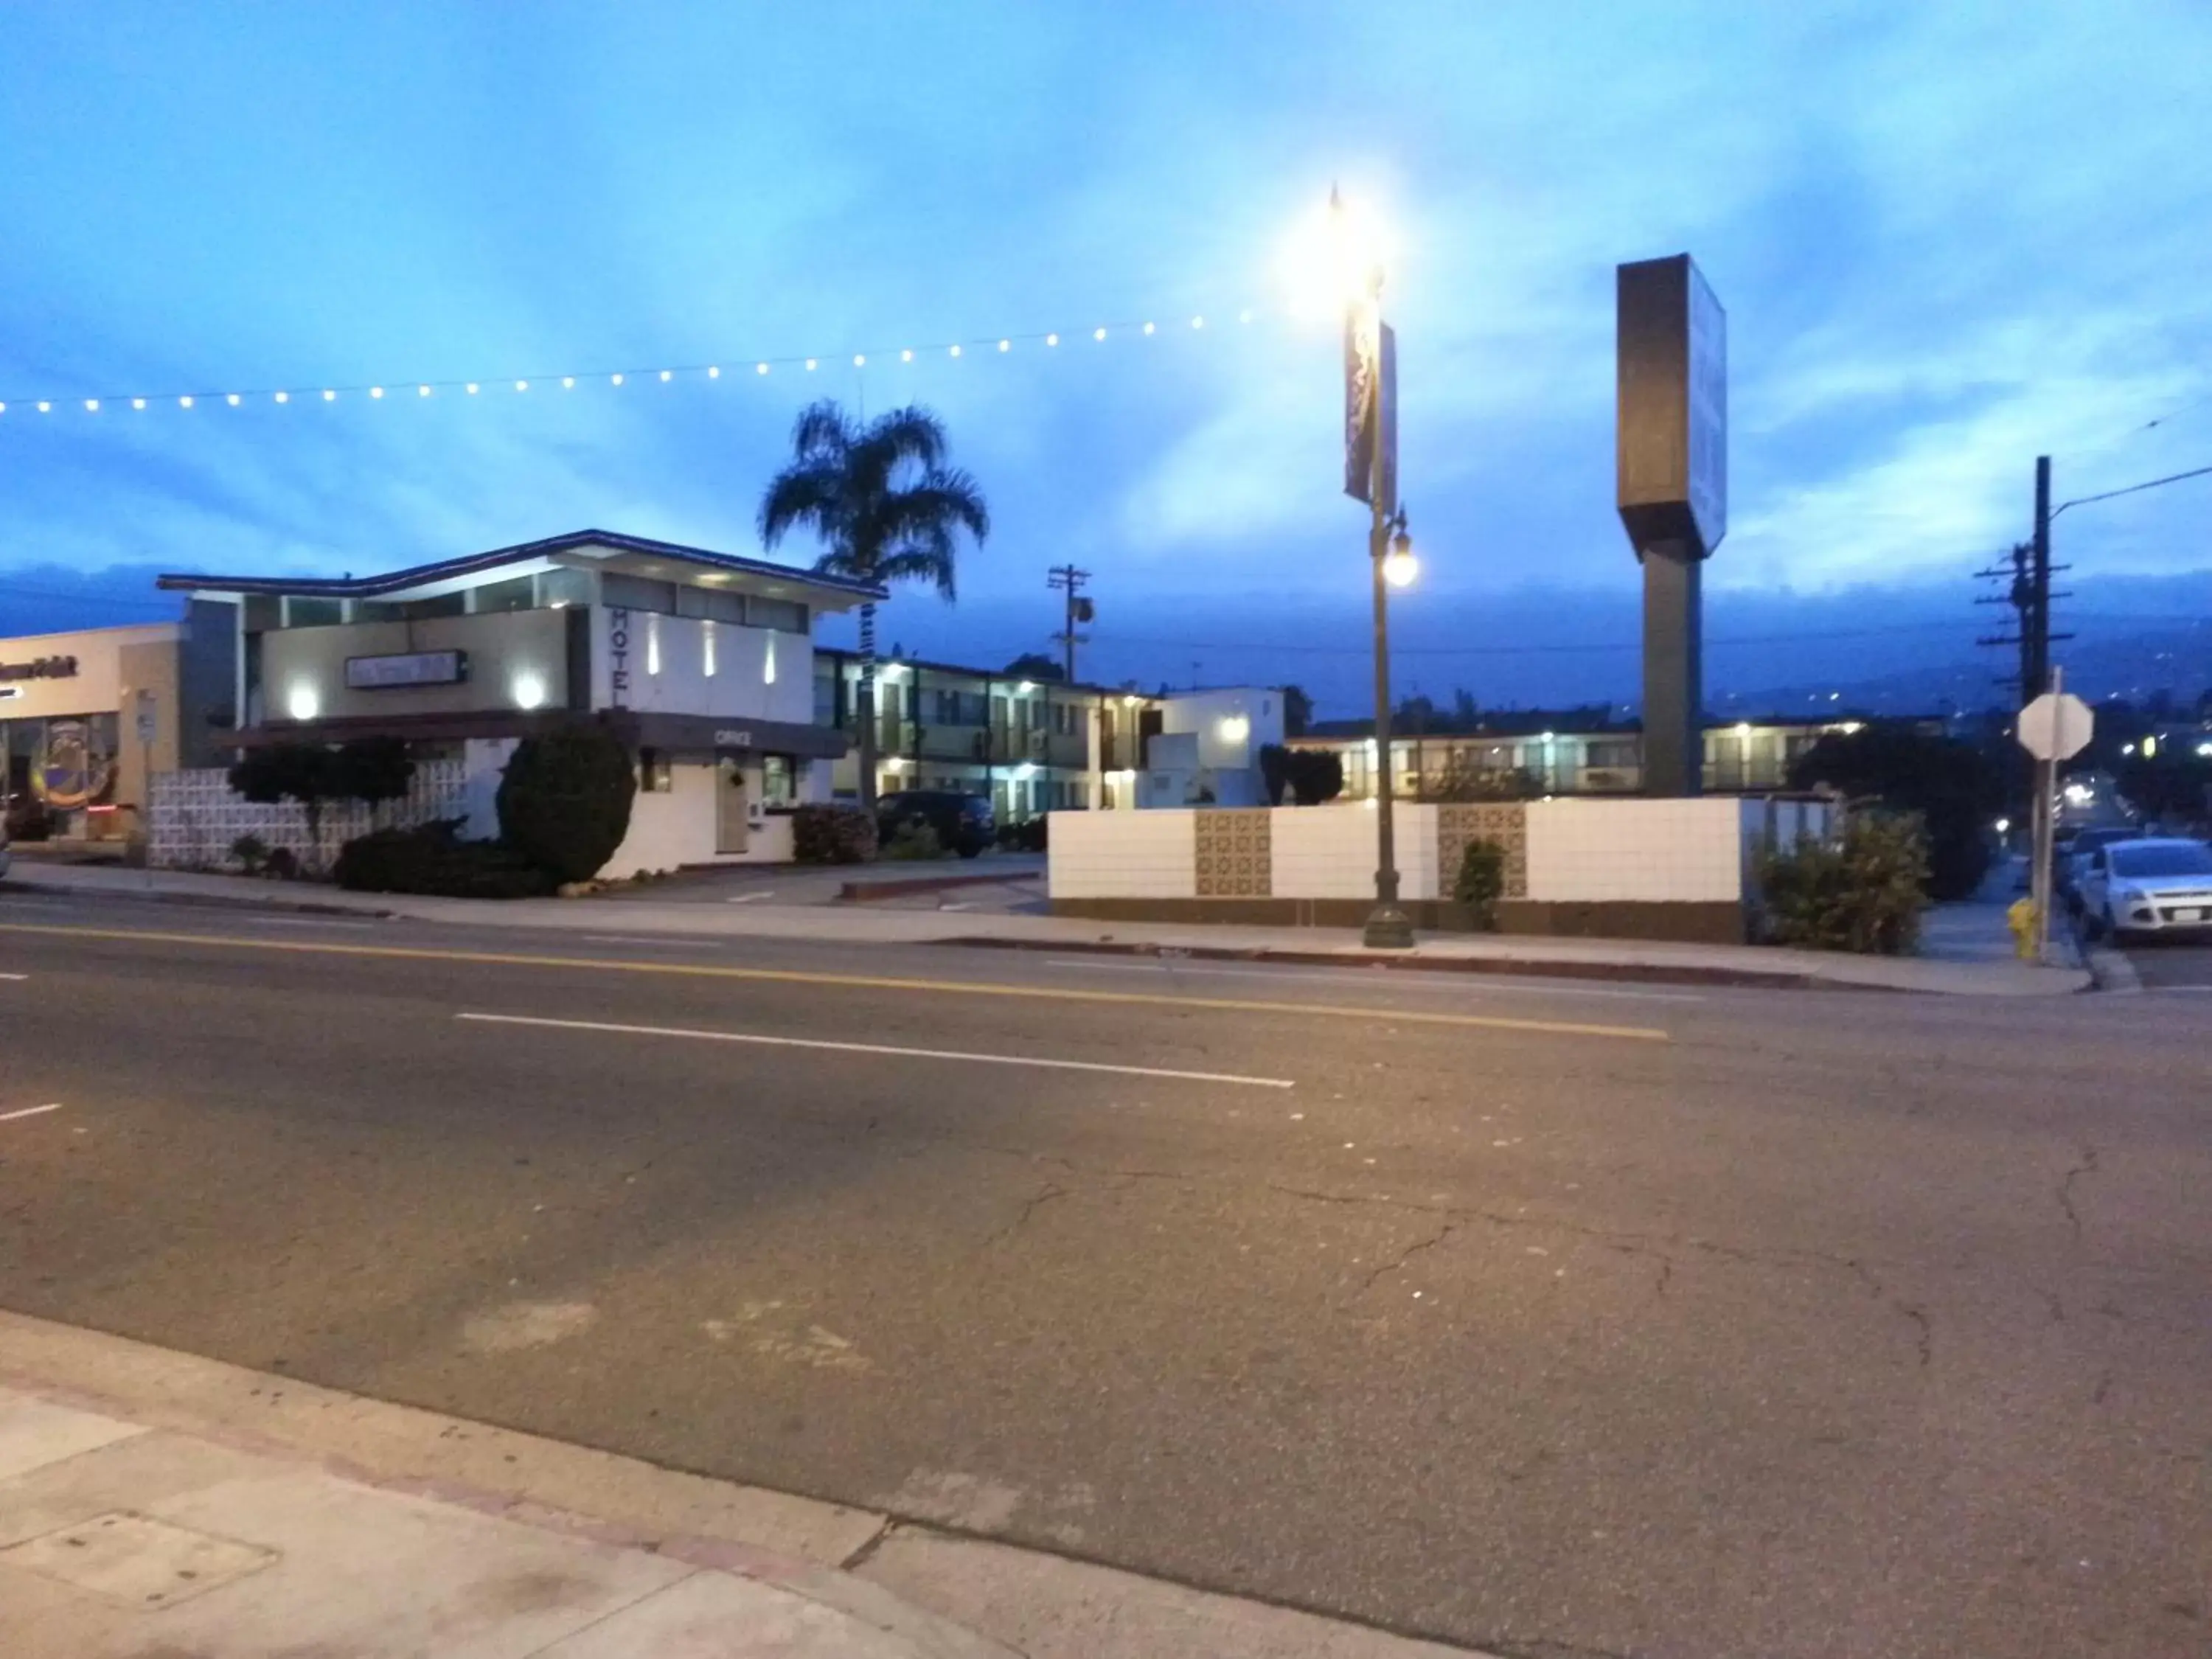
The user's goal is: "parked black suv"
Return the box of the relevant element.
[874,790,995,859]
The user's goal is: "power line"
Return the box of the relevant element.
[1088,619,1976,659]
[2051,461,2212,520]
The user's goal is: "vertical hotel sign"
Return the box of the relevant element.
[606,607,633,706]
[1685,260,1727,554]
[1343,304,1397,511]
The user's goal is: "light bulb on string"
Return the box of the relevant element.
[611,372,624,386]
[805,358,817,371]
[1192,316,1204,328]
[562,376,574,389]
[998,338,1009,352]
[707,366,719,378]
[854,354,866,367]
[322,389,335,401]
[755,363,769,375]
[85,399,100,412]
[178,395,193,408]
[465,383,479,395]
[515,380,528,392]
[38,401,52,412]
[370,386,384,399]
[132,397,146,410]
[901,349,913,362]
[659,369,672,382]
[1240,308,1253,323]
[417,385,431,397]
[1143,321,1155,335]
[226,394,240,406]
[949,344,961,358]
[1046,333,1059,347]
[1093,327,1107,341]
[274,391,289,403]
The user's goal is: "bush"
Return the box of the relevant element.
[1453,838,1506,926]
[226,740,419,867]
[881,821,945,861]
[5,796,55,842]
[230,833,272,876]
[792,802,877,864]
[335,821,552,899]
[997,816,1048,852]
[495,725,636,884]
[1759,813,1928,955]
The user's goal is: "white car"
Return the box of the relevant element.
[2079,838,2212,942]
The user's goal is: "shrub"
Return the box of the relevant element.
[1759,813,1928,955]
[997,815,1048,852]
[226,740,418,865]
[881,821,945,861]
[1453,838,1506,927]
[230,833,272,876]
[495,725,637,884]
[335,821,552,899]
[6,796,55,842]
[793,802,877,864]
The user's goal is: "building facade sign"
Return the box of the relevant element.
[344,650,467,690]
[0,655,80,683]
[606,606,633,706]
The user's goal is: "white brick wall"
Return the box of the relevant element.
[1523,797,1745,902]
[1048,808,1197,898]
[1268,804,1438,900]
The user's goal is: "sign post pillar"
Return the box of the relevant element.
[2017,671,2095,964]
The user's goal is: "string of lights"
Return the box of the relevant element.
[0,307,1266,421]
[1085,619,1980,659]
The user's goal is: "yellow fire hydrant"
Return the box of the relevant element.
[2007,896,2040,961]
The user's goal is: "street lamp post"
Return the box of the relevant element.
[1365,503,1416,947]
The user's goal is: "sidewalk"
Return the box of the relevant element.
[0,1312,1485,1659]
[4,860,2093,995]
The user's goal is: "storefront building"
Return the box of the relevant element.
[158,529,881,876]
[0,622,215,844]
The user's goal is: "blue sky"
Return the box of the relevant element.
[2,1,2208,713]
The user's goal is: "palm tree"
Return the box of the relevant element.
[758,400,989,810]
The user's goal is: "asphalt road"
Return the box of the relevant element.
[1,893,2207,1659]
[2121,936,2212,990]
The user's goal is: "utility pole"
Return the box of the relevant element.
[1047,566,1092,684]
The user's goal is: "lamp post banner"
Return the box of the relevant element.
[1344,299,1381,504]
[1377,321,1398,515]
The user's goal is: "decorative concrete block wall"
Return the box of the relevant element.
[149,762,470,872]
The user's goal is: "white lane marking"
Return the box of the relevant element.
[0,972,27,981]
[724,891,776,903]
[0,1103,63,1124]
[455,1012,1295,1089]
[1037,957,1705,1004]
[243,917,379,931]
[581,933,717,949]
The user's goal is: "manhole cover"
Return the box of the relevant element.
[1,1510,277,1607]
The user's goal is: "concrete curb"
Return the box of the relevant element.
[839,869,1040,903]
[935,931,1848,991]
[0,877,394,920]
[0,1310,1012,1658]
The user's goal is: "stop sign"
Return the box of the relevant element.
[2017,692,2093,761]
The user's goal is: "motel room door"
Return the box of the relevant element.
[716,759,750,855]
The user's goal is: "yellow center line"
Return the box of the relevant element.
[0,921,1672,1043]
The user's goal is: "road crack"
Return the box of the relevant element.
[984,1183,1068,1248]
[2058,1144,2100,1243]
[1354,1219,1458,1294]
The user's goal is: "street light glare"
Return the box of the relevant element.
[1381,546,1418,588]
[1280,189,1391,318]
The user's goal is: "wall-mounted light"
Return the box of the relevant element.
[702,619,718,678]
[1218,714,1251,743]
[646,613,661,676]
[511,671,548,710]
[762,632,776,685]
[288,684,319,722]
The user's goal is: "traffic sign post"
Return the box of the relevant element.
[2016,673,2093,961]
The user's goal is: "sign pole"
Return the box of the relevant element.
[2034,667,2064,961]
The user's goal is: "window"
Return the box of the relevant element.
[745,595,808,633]
[815,669,841,726]
[538,567,594,609]
[761,754,795,804]
[1587,740,1638,770]
[602,574,677,614]
[676,586,747,623]
[282,597,344,627]
[472,574,536,614]
[638,748,673,792]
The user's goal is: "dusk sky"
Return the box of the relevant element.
[2,1,2208,714]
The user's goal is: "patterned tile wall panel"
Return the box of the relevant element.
[150,761,470,872]
[1436,803,1528,900]
[1193,807,1273,897]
